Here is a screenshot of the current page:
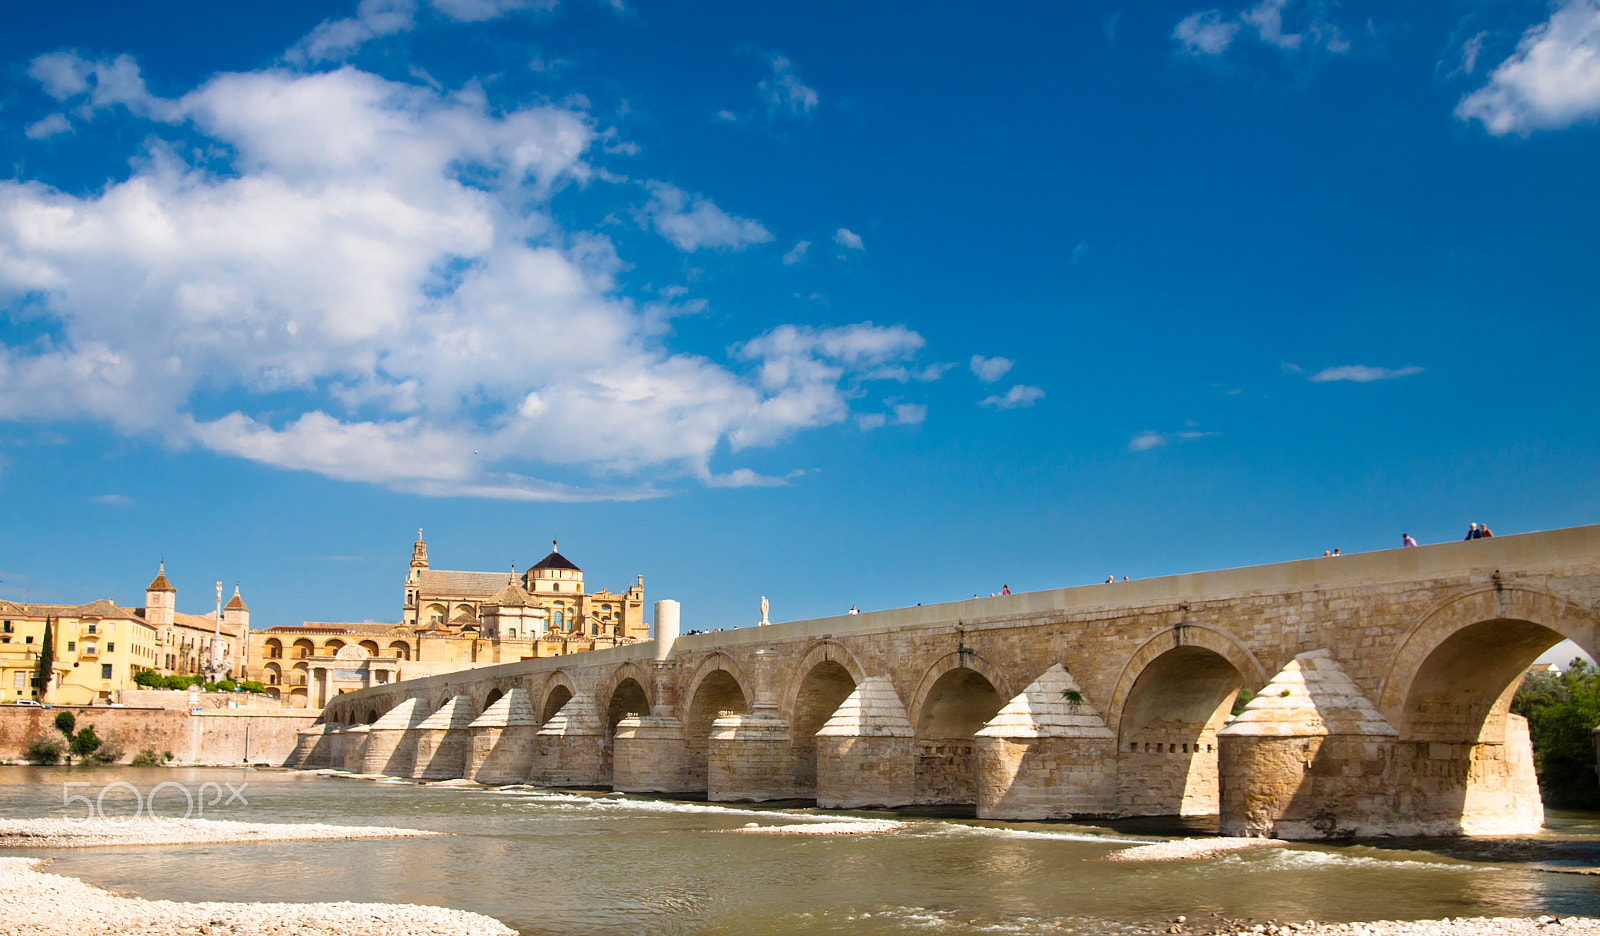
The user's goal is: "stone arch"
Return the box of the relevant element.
[782,642,866,797]
[1103,624,1269,733]
[908,651,1012,728]
[538,671,579,724]
[365,708,379,725]
[263,662,282,686]
[263,638,283,659]
[683,653,752,793]
[323,639,345,655]
[601,664,653,784]
[1370,584,1600,835]
[683,653,754,716]
[292,638,315,660]
[359,640,380,656]
[779,641,868,717]
[1378,584,1600,732]
[908,651,1009,807]
[388,640,411,660]
[483,687,505,711]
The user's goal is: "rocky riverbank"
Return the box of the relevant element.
[0,817,441,849]
[0,857,515,935]
[1129,915,1594,936]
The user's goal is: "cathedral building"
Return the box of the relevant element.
[245,534,646,708]
[403,533,646,641]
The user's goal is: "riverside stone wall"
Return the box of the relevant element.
[0,706,314,765]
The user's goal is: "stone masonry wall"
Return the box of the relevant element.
[0,707,313,765]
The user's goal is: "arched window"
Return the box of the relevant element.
[553,610,565,629]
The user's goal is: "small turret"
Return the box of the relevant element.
[409,529,429,582]
[223,583,250,632]
[144,561,175,629]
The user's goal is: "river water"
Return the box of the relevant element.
[3,766,1600,935]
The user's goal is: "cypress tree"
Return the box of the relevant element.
[32,618,54,700]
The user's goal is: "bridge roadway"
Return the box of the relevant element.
[295,524,1600,838]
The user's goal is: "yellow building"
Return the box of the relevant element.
[0,599,161,705]
[0,563,251,705]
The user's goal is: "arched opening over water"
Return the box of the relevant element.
[603,677,651,783]
[1116,645,1243,818]
[685,669,748,793]
[541,684,574,724]
[365,708,379,725]
[483,687,504,711]
[789,661,857,797]
[914,667,1003,806]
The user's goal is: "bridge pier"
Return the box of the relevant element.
[468,688,540,784]
[362,697,430,776]
[613,715,692,792]
[529,692,606,786]
[412,694,476,780]
[977,665,1118,820]
[709,710,796,801]
[292,723,336,768]
[340,725,370,772]
[814,677,916,808]
[1219,650,1402,838]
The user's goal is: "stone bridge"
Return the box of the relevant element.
[294,525,1600,839]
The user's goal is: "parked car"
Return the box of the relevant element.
[13,699,41,706]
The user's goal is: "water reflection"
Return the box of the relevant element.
[1,766,1598,936]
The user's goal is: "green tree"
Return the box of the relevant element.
[53,711,76,737]
[32,618,53,700]
[1512,658,1600,810]
[132,669,165,688]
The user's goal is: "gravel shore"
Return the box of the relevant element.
[0,857,514,936]
[1104,837,1285,862]
[1140,915,1599,936]
[0,817,442,849]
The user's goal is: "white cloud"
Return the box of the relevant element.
[760,54,819,119]
[1460,31,1488,75]
[1174,10,1241,55]
[914,362,956,382]
[833,227,864,250]
[431,0,554,22]
[1174,0,1348,58]
[893,403,927,425]
[715,109,738,122]
[1457,0,1600,136]
[640,181,772,251]
[969,354,1013,383]
[27,52,171,119]
[91,493,134,506]
[1242,0,1300,49]
[0,62,935,500]
[979,385,1045,410]
[288,0,418,64]
[782,240,810,265]
[1307,365,1425,383]
[25,114,72,140]
[856,413,887,431]
[1129,431,1166,452]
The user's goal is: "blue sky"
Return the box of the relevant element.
[0,0,1597,640]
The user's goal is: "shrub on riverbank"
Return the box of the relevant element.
[1512,658,1600,810]
[23,736,64,765]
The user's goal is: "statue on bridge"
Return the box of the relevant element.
[759,596,769,626]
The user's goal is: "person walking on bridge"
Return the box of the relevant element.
[1465,522,1480,540]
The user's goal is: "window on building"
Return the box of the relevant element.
[24,635,33,644]
[67,642,75,652]
[100,664,113,680]
[84,644,96,656]
[12,672,23,689]
[107,643,115,653]
[2,622,10,633]
[87,624,96,635]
